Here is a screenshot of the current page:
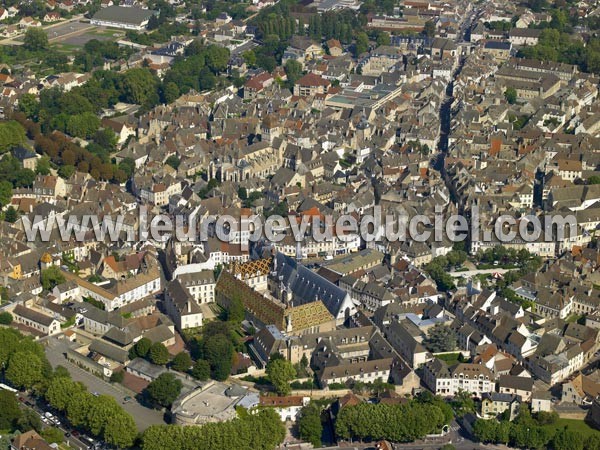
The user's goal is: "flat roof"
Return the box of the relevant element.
[92,6,157,25]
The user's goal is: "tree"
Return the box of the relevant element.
[0,329,21,368]
[41,427,64,444]
[504,87,517,104]
[298,403,322,447]
[198,67,217,91]
[171,352,192,372]
[17,408,42,432]
[23,28,49,52]
[588,175,600,185]
[65,390,93,427]
[284,60,303,85]
[0,390,22,431]
[190,359,210,381]
[19,94,40,120]
[66,112,101,139]
[122,68,160,106]
[3,205,17,223]
[6,350,44,389]
[145,373,182,408]
[86,394,117,436]
[0,121,26,153]
[376,31,390,46]
[41,266,65,291]
[354,32,369,57]
[140,409,286,450]
[93,128,117,150]
[335,401,449,442]
[242,50,257,67]
[147,14,160,30]
[46,376,83,411]
[266,358,296,396]
[162,81,180,104]
[451,389,476,416]
[149,342,170,365]
[424,324,457,352]
[58,165,75,179]
[36,156,51,175]
[585,434,600,450]
[552,428,584,450]
[0,181,11,208]
[226,294,245,324]
[371,377,393,398]
[130,337,152,359]
[424,20,436,38]
[204,334,233,381]
[103,409,137,448]
[0,312,11,325]
[110,370,124,383]
[165,155,180,170]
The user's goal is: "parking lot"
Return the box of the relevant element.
[45,21,93,41]
[45,337,166,432]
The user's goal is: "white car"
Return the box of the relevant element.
[44,412,53,419]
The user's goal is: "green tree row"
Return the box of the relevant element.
[140,409,286,450]
[335,393,453,442]
[473,407,600,450]
[45,375,137,448]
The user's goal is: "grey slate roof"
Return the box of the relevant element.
[273,252,354,320]
[89,339,129,364]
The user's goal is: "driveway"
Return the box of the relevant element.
[45,337,166,432]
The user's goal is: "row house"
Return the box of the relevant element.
[423,360,495,397]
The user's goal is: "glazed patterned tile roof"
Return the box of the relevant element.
[230,258,272,279]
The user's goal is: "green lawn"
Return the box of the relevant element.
[565,314,586,325]
[544,418,600,439]
[435,352,466,366]
[52,43,81,52]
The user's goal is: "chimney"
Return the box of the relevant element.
[187,301,191,313]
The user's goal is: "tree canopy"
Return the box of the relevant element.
[424,324,458,353]
[335,399,451,442]
[23,28,49,52]
[43,374,137,448]
[149,342,170,365]
[145,373,182,408]
[141,409,285,450]
[0,121,26,153]
[171,352,192,372]
[298,403,322,447]
[266,358,296,396]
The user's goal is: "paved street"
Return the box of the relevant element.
[45,337,166,432]
[449,268,511,278]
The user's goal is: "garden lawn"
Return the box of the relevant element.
[543,418,600,439]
